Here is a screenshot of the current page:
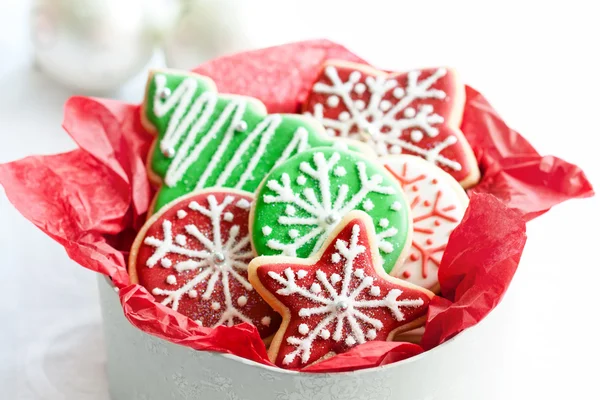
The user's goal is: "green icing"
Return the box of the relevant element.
[144,70,337,213]
[252,147,411,273]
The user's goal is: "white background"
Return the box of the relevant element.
[1,0,599,399]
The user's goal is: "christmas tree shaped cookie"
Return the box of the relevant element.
[143,69,341,213]
[303,61,480,188]
[248,211,433,368]
[250,147,412,273]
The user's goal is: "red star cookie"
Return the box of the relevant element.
[248,211,433,369]
[129,189,280,338]
[303,60,480,188]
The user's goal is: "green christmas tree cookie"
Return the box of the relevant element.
[143,69,340,212]
[250,147,413,273]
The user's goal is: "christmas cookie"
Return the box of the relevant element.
[250,147,412,274]
[248,211,433,368]
[383,155,468,293]
[129,189,280,337]
[303,60,480,188]
[142,69,341,213]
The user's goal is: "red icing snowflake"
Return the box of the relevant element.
[249,211,432,368]
[303,61,478,186]
[384,155,468,292]
[130,190,280,338]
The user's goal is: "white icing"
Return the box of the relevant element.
[151,74,313,191]
[285,205,296,215]
[177,210,187,219]
[333,166,347,177]
[298,323,310,335]
[331,253,341,263]
[142,194,256,327]
[411,130,424,142]
[296,270,308,279]
[362,199,374,211]
[236,199,251,209]
[296,175,307,185]
[308,67,462,170]
[223,212,234,222]
[385,156,468,290]
[263,151,398,257]
[289,229,300,239]
[354,83,366,94]
[261,316,271,326]
[326,95,340,107]
[354,269,365,279]
[379,218,389,228]
[161,258,172,268]
[175,234,187,246]
[370,286,381,296]
[391,201,402,211]
[166,275,177,285]
[266,223,424,365]
[310,283,321,293]
[237,296,247,307]
[339,111,350,121]
[262,226,272,236]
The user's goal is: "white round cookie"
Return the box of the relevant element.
[382,155,469,293]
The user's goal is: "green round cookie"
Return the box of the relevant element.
[251,147,412,273]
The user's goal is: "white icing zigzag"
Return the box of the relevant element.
[152,74,311,189]
[267,223,424,365]
[263,151,399,257]
[307,66,462,171]
[143,194,256,327]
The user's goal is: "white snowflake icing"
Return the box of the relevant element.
[143,194,257,327]
[308,65,462,171]
[266,223,425,365]
[262,150,399,258]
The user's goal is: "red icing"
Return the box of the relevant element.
[386,164,462,280]
[135,190,280,338]
[402,271,411,279]
[304,63,474,182]
[254,215,431,369]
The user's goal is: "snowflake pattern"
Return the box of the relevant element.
[384,156,468,291]
[250,212,432,368]
[133,190,279,337]
[303,62,476,183]
[252,147,412,273]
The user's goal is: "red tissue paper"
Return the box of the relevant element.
[0,39,593,372]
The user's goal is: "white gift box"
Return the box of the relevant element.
[98,275,507,400]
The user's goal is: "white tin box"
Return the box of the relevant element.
[98,276,509,400]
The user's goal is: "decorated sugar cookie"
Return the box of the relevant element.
[303,60,480,188]
[248,211,433,368]
[143,69,342,213]
[129,189,280,337]
[383,155,468,293]
[250,147,412,274]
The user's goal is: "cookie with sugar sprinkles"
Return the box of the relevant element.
[303,60,480,188]
[129,189,280,337]
[250,146,413,274]
[383,155,468,293]
[142,69,347,213]
[248,211,433,368]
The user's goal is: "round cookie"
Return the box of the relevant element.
[250,147,413,274]
[383,155,469,293]
[248,211,433,369]
[129,189,280,337]
[303,60,480,188]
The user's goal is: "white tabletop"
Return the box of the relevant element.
[1,1,599,399]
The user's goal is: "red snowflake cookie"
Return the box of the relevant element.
[248,211,433,368]
[303,60,480,188]
[129,189,280,338]
[384,155,469,293]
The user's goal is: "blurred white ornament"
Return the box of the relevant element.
[30,0,176,93]
[163,0,252,70]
